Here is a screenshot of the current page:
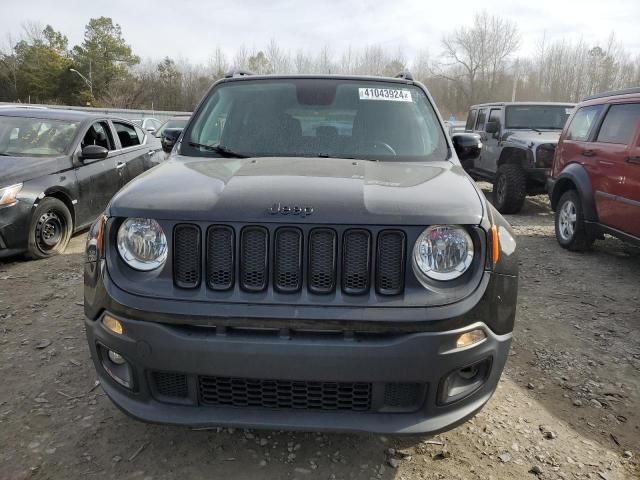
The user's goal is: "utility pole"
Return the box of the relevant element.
[511,59,520,102]
[69,66,93,102]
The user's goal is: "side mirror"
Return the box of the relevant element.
[485,121,500,134]
[146,127,156,135]
[80,145,109,161]
[452,133,482,161]
[161,128,183,153]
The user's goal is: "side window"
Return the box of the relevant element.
[488,108,501,125]
[81,121,115,150]
[595,103,640,145]
[566,105,603,141]
[113,121,141,148]
[134,126,146,145]
[465,109,477,131]
[475,109,487,131]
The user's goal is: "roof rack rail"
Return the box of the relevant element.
[583,87,640,101]
[395,71,414,81]
[224,69,255,79]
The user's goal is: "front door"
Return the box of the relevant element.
[591,103,640,236]
[480,108,502,173]
[74,121,123,226]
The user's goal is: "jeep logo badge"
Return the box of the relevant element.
[268,203,314,218]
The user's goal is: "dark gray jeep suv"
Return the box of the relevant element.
[84,73,518,434]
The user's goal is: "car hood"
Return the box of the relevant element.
[109,156,485,225]
[0,155,68,187]
[503,130,561,147]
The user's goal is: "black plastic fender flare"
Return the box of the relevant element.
[550,163,598,223]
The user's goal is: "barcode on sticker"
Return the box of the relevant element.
[359,88,412,102]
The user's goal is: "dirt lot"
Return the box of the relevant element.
[1,188,639,480]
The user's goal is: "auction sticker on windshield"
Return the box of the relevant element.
[359,88,412,102]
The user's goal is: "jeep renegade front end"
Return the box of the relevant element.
[84,73,518,434]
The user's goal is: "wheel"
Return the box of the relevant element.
[554,190,594,251]
[493,164,526,214]
[25,197,73,259]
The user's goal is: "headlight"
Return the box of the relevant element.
[117,218,168,271]
[0,183,23,207]
[535,144,555,168]
[413,225,474,281]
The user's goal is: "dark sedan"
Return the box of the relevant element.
[0,108,162,259]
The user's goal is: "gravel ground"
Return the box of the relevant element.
[0,188,638,480]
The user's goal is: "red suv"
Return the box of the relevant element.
[548,88,640,250]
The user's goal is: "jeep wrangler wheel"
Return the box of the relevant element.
[554,190,594,252]
[26,197,73,259]
[493,164,526,214]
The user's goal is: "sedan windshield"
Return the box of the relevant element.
[0,116,79,157]
[183,79,448,162]
[505,105,573,130]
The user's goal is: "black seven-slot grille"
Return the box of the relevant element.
[173,225,406,296]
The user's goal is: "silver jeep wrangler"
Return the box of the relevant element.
[460,102,574,213]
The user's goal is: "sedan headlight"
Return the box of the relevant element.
[117,218,168,271]
[0,183,23,207]
[413,225,474,281]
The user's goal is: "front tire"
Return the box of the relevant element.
[26,197,73,259]
[493,164,526,214]
[554,190,593,251]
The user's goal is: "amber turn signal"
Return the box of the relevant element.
[490,224,500,265]
[102,314,123,335]
[456,329,486,349]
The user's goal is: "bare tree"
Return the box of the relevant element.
[438,11,519,104]
[232,44,249,70]
[209,45,228,78]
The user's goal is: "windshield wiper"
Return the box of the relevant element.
[315,153,357,160]
[188,142,248,158]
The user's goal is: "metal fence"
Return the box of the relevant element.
[0,102,191,123]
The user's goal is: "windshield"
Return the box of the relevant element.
[0,116,79,157]
[183,79,448,161]
[505,105,573,130]
[156,118,189,137]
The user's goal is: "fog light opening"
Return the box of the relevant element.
[97,344,133,390]
[455,329,486,349]
[102,315,123,335]
[438,357,492,405]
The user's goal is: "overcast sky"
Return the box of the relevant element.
[2,0,639,66]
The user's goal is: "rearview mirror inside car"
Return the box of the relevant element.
[80,145,109,161]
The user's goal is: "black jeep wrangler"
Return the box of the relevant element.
[84,73,518,434]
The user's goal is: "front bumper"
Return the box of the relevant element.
[0,202,31,258]
[86,313,511,434]
[84,255,516,434]
[524,167,549,193]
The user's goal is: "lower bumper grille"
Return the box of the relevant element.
[199,376,372,411]
[148,372,425,413]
